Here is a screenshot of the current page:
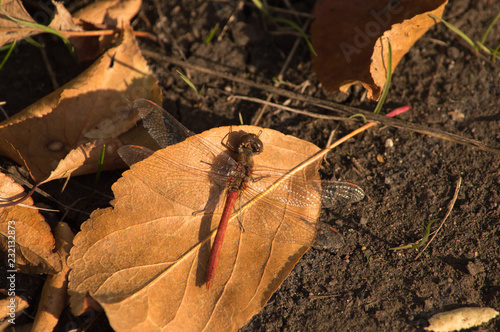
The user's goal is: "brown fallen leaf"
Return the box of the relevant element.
[1,0,142,61]
[0,26,161,183]
[0,0,44,46]
[0,294,29,330]
[0,0,81,48]
[0,172,61,274]
[31,222,75,332]
[68,126,325,331]
[311,0,448,100]
[73,0,142,26]
[70,0,143,62]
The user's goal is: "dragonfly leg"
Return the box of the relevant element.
[221,127,238,152]
[192,209,206,216]
[234,196,246,233]
[251,175,270,182]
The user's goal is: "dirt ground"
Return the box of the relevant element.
[1,0,499,331]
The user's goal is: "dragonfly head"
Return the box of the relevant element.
[237,133,263,156]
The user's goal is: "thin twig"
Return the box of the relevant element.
[39,40,59,90]
[325,130,336,148]
[309,293,342,300]
[414,177,462,260]
[217,0,244,41]
[252,18,311,125]
[324,129,336,163]
[140,51,500,155]
[0,197,58,212]
[58,29,157,41]
[266,6,314,19]
[230,95,352,121]
[0,101,9,120]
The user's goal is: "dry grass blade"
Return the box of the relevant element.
[414,177,462,260]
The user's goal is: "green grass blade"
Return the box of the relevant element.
[251,0,270,16]
[24,36,44,48]
[274,17,317,56]
[480,11,500,46]
[204,23,219,44]
[251,0,317,55]
[373,39,392,114]
[90,144,106,199]
[0,41,16,70]
[492,44,500,64]
[349,113,367,123]
[0,41,16,52]
[429,14,475,50]
[177,70,199,96]
[390,219,438,250]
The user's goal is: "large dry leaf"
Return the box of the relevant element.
[0,26,161,183]
[69,126,324,331]
[0,173,61,274]
[311,0,448,100]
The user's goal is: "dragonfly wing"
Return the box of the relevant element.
[319,180,365,207]
[118,145,155,166]
[132,98,195,148]
[132,99,241,178]
[228,170,364,244]
[249,168,365,208]
[234,179,320,245]
[132,152,230,214]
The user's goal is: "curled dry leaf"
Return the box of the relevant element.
[0,26,161,183]
[0,0,43,46]
[0,173,61,274]
[71,0,142,61]
[311,0,448,100]
[0,0,141,61]
[69,126,323,331]
[32,222,75,332]
[73,0,142,26]
[0,0,81,48]
[425,307,499,332]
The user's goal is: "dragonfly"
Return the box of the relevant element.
[118,98,365,289]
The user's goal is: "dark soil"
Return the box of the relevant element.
[1,0,499,331]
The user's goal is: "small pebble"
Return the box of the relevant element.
[425,307,499,332]
[446,46,460,60]
[385,138,394,148]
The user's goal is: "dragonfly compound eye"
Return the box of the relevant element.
[238,133,264,155]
